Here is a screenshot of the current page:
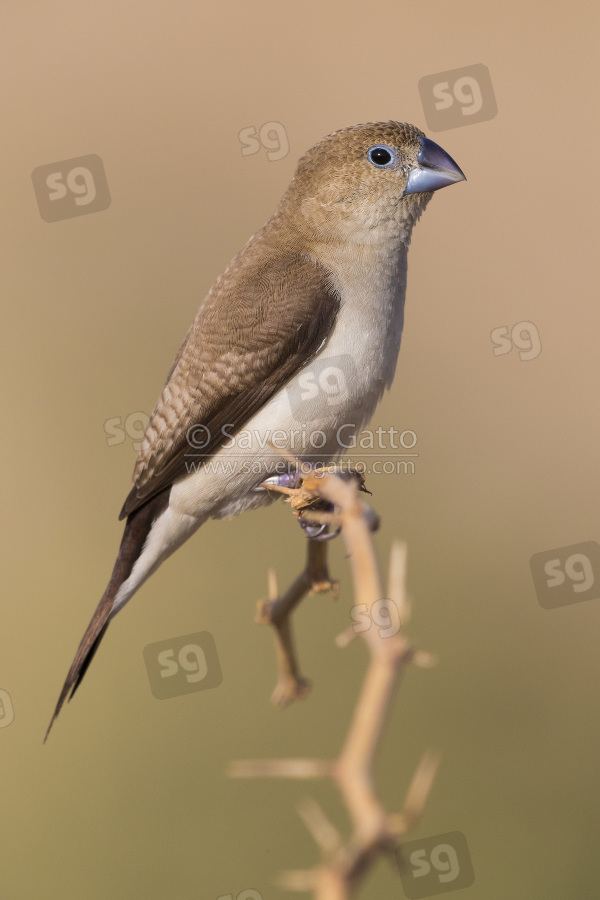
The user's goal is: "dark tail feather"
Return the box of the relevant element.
[44,489,169,742]
[68,621,110,700]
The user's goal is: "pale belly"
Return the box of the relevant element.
[170,247,408,520]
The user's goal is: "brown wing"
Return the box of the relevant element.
[120,250,340,519]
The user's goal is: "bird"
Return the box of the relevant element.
[45,121,465,739]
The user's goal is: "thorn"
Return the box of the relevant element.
[388,541,410,624]
[413,651,437,668]
[268,567,278,601]
[276,869,317,891]
[297,796,342,854]
[228,758,333,778]
[397,749,441,831]
[335,625,357,648]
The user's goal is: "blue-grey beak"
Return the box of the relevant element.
[404,137,466,195]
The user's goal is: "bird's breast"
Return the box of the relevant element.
[170,242,409,519]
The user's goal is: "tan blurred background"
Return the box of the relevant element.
[1,1,599,897]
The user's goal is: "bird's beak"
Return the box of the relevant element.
[404,137,466,195]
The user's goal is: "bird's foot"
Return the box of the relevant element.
[260,463,372,541]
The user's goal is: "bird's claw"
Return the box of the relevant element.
[258,463,371,542]
[297,513,341,542]
[258,471,305,492]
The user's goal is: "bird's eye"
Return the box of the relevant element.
[367,145,396,168]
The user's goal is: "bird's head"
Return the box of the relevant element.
[282,121,465,247]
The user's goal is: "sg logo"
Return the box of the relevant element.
[350,598,402,638]
[239,121,289,161]
[530,542,600,609]
[287,354,357,422]
[491,321,542,361]
[32,154,111,222]
[104,411,150,451]
[216,892,263,900]
[418,64,497,131]
[397,831,474,898]
[0,690,15,729]
[143,632,223,699]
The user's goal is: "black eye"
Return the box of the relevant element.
[367,145,396,168]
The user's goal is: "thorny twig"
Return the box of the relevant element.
[255,535,337,707]
[231,469,438,897]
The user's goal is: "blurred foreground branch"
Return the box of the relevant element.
[230,469,438,897]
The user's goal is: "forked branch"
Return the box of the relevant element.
[231,469,438,897]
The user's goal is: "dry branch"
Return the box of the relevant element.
[231,469,438,897]
[255,536,337,707]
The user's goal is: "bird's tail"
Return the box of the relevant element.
[44,489,170,742]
